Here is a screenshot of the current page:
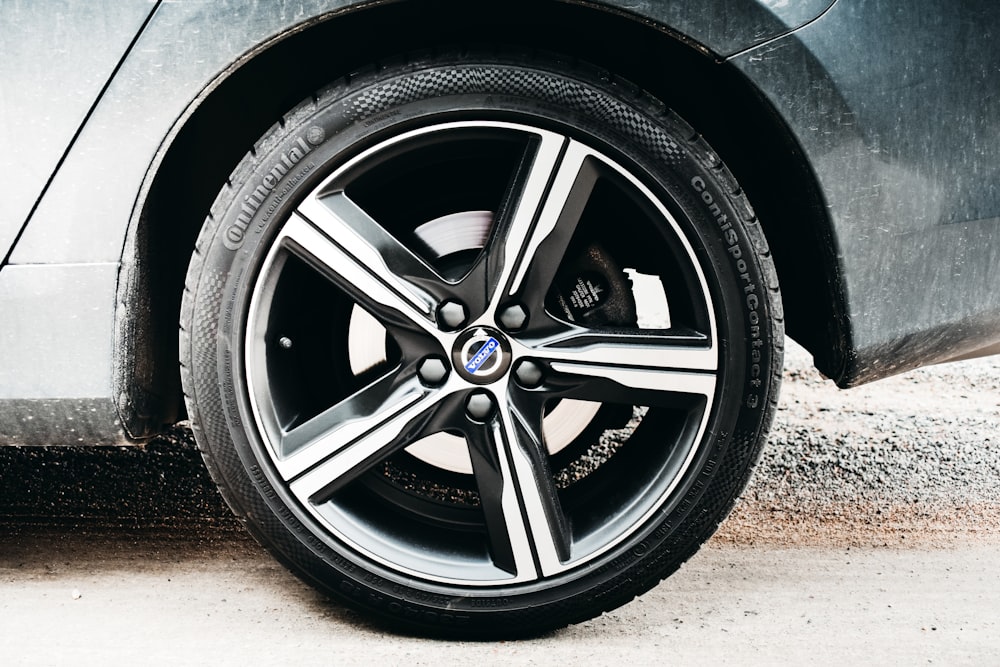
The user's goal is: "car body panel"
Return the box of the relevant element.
[0,0,839,444]
[0,263,117,399]
[0,0,997,445]
[6,0,836,266]
[576,0,837,56]
[0,264,123,445]
[730,0,1000,383]
[0,0,157,263]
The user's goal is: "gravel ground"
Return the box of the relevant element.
[718,340,1000,547]
[1,339,998,547]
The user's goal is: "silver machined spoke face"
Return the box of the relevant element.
[549,362,715,397]
[466,416,544,580]
[494,394,570,577]
[287,380,458,503]
[243,119,722,587]
[479,130,570,308]
[274,373,430,480]
[526,331,718,373]
[497,140,601,307]
[296,192,447,319]
[279,213,442,339]
[520,332,717,405]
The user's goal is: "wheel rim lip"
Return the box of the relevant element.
[241,118,720,587]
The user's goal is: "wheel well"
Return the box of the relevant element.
[124,0,842,437]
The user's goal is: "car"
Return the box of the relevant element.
[2,0,998,637]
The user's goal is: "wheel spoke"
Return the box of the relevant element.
[528,329,717,403]
[276,213,442,338]
[272,372,417,475]
[464,419,537,577]
[532,327,717,371]
[481,136,600,312]
[466,394,571,577]
[282,376,450,502]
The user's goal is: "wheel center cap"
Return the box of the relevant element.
[452,326,512,385]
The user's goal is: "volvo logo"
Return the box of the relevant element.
[465,336,501,374]
[453,327,511,384]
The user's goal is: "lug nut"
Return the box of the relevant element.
[417,356,449,386]
[437,300,467,331]
[466,391,495,421]
[498,303,528,332]
[514,360,544,389]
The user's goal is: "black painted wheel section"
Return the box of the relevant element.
[180,53,782,637]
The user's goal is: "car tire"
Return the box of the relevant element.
[180,52,782,637]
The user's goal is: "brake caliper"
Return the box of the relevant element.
[550,243,637,327]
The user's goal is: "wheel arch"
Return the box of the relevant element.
[117,0,845,438]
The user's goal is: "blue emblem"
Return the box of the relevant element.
[465,337,500,374]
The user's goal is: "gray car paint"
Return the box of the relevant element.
[0,0,156,264]
[3,0,835,265]
[0,0,997,444]
[0,265,123,445]
[730,0,1000,383]
[0,0,836,444]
